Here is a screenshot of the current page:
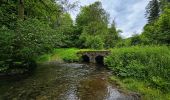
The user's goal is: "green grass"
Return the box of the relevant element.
[110,76,170,100]
[36,48,80,63]
[53,48,80,62]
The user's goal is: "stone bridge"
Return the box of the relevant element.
[77,50,111,64]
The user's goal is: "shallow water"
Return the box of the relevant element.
[0,62,139,100]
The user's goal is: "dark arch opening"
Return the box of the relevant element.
[95,56,104,65]
[82,55,90,63]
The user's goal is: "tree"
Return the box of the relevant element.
[130,34,142,46]
[143,8,170,44]
[105,20,121,48]
[54,13,76,47]
[146,0,160,23]
[79,21,107,49]
[76,1,110,49]
[160,0,170,11]
[76,1,109,32]
[0,0,77,73]
[18,0,24,19]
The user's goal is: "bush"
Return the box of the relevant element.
[0,19,63,73]
[0,26,14,60]
[15,19,62,60]
[143,8,170,45]
[84,36,104,49]
[105,46,170,92]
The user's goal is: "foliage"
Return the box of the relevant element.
[105,21,122,48]
[0,18,64,73]
[105,46,170,92]
[0,0,76,73]
[160,0,170,11]
[0,26,14,60]
[54,13,77,47]
[143,8,170,44]
[15,19,63,60]
[130,34,141,45]
[0,1,17,29]
[83,35,104,49]
[76,1,109,32]
[0,26,14,73]
[79,21,107,49]
[145,0,160,23]
[76,1,121,49]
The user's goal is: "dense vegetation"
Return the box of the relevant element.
[105,46,170,91]
[0,0,77,74]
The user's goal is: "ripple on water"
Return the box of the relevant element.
[0,62,140,100]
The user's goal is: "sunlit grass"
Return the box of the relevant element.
[36,48,80,63]
[53,48,80,62]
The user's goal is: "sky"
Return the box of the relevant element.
[69,0,150,38]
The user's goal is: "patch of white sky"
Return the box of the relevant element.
[69,0,150,38]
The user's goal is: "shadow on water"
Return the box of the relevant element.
[0,62,140,100]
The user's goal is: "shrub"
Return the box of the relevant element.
[0,19,63,73]
[105,46,170,92]
[0,26,14,60]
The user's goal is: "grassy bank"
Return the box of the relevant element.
[105,46,170,100]
[109,76,170,100]
[36,48,80,63]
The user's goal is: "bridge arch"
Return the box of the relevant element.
[95,55,104,65]
[77,50,111,64]
[81,55,90,62]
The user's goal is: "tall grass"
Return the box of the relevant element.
[105,46,170,92]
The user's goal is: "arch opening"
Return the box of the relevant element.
[95,55,104,65]
[82,55,90,63]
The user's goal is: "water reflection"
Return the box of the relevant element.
[0,62,139,100]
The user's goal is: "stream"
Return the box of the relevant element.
[0,62,140,100]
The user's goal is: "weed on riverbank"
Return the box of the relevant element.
[105,46,170,100]
[110,76,170,100]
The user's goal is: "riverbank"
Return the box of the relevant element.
[106,46,170,100]
[36,46,170,100]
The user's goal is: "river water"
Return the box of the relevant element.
[0,62,139,100]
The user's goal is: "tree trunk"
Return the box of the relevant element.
[18,0,24,19]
